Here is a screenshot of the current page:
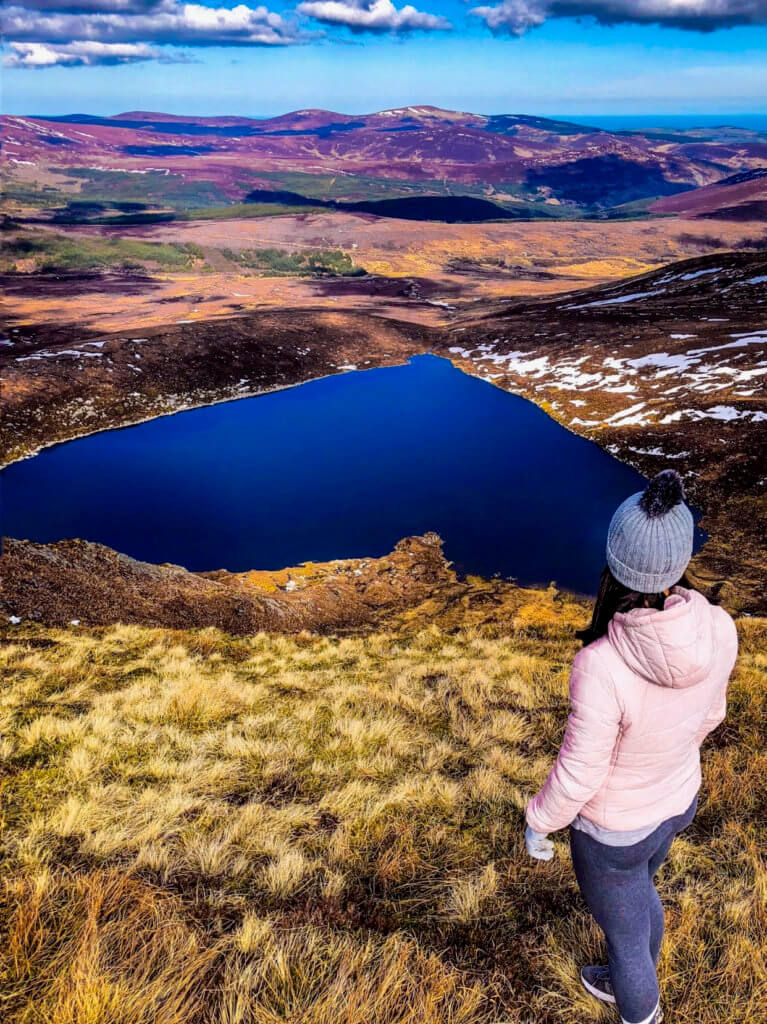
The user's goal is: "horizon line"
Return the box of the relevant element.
[7,107,767,122]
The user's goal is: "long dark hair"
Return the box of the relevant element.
[577,565,693,647]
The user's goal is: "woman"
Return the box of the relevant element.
[524,469,738,1024]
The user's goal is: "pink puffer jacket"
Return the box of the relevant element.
[526,588,738,835]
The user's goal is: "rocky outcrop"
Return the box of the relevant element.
[0,533,456,634]
[0,531,597,636]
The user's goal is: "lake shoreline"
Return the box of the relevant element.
[0,363,402,469]
[0,307,434,468]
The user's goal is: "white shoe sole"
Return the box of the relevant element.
[580,971,617,1005]
[621,1007,662,1024]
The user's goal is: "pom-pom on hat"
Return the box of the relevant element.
[606,469,694,593]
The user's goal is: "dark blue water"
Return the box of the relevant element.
[2,355,654,593]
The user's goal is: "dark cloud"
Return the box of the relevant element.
[15,0,164,12]
[470,0,767,34]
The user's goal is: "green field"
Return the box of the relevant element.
[0,233,206,274]
[3,165,583,226]
[220,246,365,277]
[181,203,327,221]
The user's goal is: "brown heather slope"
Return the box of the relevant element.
[0,534,457,634]
[437,251,767,612]
[0,308,434,466]
[0,532,593,637]
[651,169,767,220]
[3,212,762,335]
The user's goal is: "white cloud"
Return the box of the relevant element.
[2,1,314,67]
[4,0,766,71]
[4,39,170,66]
[297,0,451,32]
[2,0,450,68]
[3,2,305,46]
[470,0,545,34]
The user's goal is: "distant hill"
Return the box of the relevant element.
[4,106,766,218]
[651,167,767,221]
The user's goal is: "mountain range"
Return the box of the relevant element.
[4,106,767,220]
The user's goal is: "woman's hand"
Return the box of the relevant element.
[525,826,554,861]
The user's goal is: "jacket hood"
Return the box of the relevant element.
[607,587,715,689]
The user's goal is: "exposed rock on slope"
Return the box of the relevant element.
[442,252,767,439]
[1,532,589,635]
[0,534,454,633]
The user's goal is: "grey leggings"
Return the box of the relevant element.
[570,796,698,1024]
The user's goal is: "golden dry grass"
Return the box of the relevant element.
[1,598,765,1023]
[5,213,764,336]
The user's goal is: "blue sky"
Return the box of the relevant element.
[4,1,767,118]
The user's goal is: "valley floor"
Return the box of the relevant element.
[1,582,764,1024]
[2,212,764,335]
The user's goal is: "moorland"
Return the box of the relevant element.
[1,105,766,1024]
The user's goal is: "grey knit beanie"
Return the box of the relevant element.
[606,469,694,593]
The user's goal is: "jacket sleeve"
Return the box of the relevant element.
[693,684,727,747]
[526,648,622,834]
[694,609,738,747]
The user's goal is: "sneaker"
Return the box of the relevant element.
[580,965,616,1005]
[580,967,664,1022]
